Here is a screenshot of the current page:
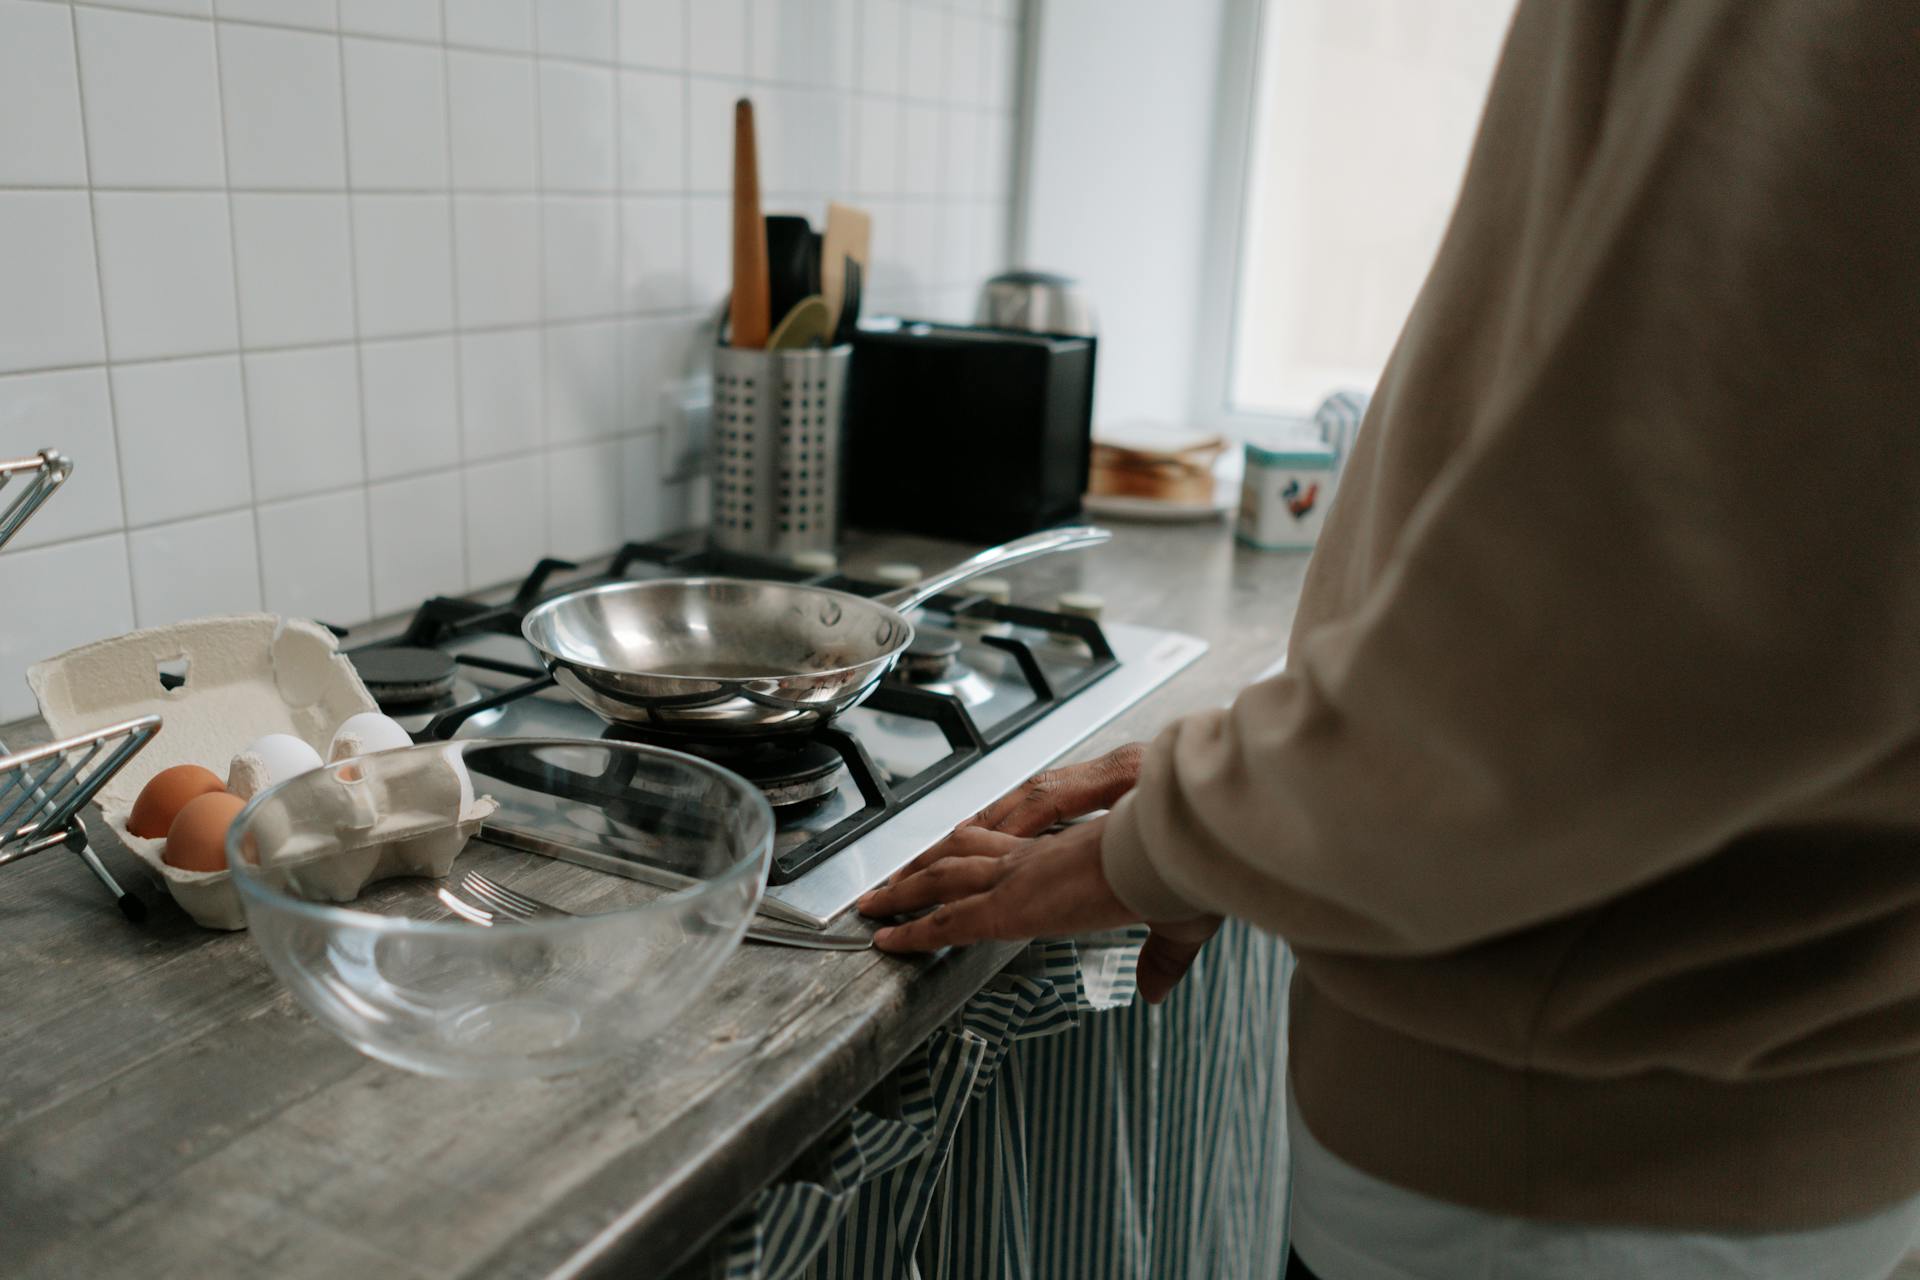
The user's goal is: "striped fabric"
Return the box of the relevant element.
[690,927,1295,1280]
[936,923,1294,1279]
[710,1028,989,1280]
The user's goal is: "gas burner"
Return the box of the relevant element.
[351,647,458,709]
[382,676,490,735]
[606,730,847,809]
[899,628,963,682]
[896,627,996,706]
[910,663,997,708]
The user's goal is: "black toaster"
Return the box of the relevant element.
[843,322,1097,544]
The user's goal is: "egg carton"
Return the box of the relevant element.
[233,741,494,910]
[28,615,493,930]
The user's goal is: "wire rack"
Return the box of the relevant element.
[0,717,162,921]
[4,450,160,920]
[1,450,74,550]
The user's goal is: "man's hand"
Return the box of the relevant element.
[856,813,1222,1004]
[965,743,1147,838]
[876,743,1149,893]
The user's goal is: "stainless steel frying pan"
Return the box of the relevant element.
[521,527,1110,735]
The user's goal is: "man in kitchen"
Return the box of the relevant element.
[858,1,1920,1277]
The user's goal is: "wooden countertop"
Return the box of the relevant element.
[0,521,1309,1278]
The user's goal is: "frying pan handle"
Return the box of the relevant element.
[875,526,1112,613]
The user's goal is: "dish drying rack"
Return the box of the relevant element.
[1,449,73,547]
[2,450,161,921]
[1,719,162,921]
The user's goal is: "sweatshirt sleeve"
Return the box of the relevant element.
[1101,1,1920,954]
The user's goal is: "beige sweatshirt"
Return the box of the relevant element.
[1101,0,1920,1230]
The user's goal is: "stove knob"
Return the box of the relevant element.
[873,563,923,589]
[970,577,1012,605]
[1056,592,1104,621]
[954,576,1013,635]
[792,549,839,575]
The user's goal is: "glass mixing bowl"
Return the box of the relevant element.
[225,738,774,1079]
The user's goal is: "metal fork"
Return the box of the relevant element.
[441,869,873,951]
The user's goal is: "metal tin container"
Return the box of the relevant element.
[709,343,850,558]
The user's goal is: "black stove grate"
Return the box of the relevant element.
[350,541,1121,884]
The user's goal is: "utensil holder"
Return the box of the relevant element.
[709,344,850,559]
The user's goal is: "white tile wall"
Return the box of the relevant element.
[243,343,364,500]
[127,509,263,626]
[447,50,538,188]
[0,1,87,186]
[0,535,135,712]
[0,0,1024,722]
[216,22,347,188]
[75,7,226,187]
[456,326,542,460]
[359,334,459,478]
[534,0,613,62]
[108,355,253,525]
[352,195,457,336]
[619,0,682,69]
[255,487,370,625]
[92,191,238,360]
[452,194,541,325]
[0,191,105,373]
[539,62,617,191]
[546,438,622,559]
[0,369,121,549]
[343,37,450,189]
[543,196,621,319]
[545,320,622,443]
[445,0,532,53]
[367,469,465,614]
[231,193,356,347]
[339,0,437,41]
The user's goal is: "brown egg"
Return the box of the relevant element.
[163,792,248,873]
[129,765,228,839]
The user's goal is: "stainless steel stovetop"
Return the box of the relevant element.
[352,546,1206,929]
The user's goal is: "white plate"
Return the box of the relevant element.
[1082,491,1232,523]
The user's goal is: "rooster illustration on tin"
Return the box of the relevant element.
[1282,479,1320,520]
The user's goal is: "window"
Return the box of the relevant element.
[1217,0,1515,418]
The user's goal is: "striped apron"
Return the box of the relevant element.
[683,922,1294,1279]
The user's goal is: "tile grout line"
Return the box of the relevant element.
[206,16,273,620]
[1,181,1009,205]
[610,0,631,542]
[674,1,696,526]
[36,0,1017,104]
[330,0,383,622]
[0,304,720,383]
[438,0,473,593]
[0,424,645,565]
[63,1,138,630]
[530,0,554,560]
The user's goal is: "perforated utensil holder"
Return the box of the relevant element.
[710,343,850,558]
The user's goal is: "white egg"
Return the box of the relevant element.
[227,733,324,801]
[442,745,477,818]
[328,712,413,763]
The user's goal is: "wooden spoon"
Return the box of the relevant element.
[729,99,770,349]
[821,202,871,335]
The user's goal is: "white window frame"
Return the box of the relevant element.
[1192,0,1505,433]
[1191,0,1319,435]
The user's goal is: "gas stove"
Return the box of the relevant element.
[347,542,1206,929]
